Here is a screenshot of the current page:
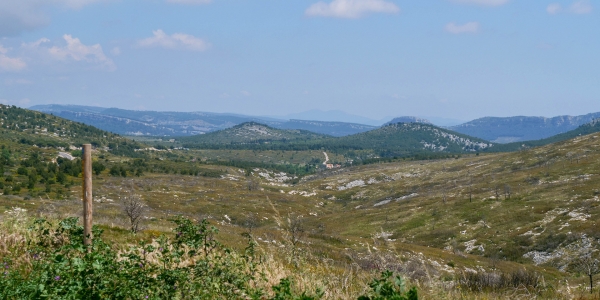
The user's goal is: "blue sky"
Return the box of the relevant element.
[0,0,598,122]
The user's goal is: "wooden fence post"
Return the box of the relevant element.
[82,144,93,246]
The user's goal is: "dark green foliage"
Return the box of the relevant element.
[27,171,37,189]
[92,161,106,176]
[109,165,127,177]
[357,271,418,300]
[56,171,67,184]
[16,166,28,176]
[0,148,11,166]
[56,157,81,177]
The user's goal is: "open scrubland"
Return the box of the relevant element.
[2,105,600,298]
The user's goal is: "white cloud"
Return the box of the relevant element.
[241,90,251,96]
[546,1,592,15]
[445,22,480,34]
[20,35,115,71]
[449,0,509,6]
[305,0,400,19]
[0,0,107,36]
[111,46,121,56]
[138,30,210,51]
[166,0,212,4]
[47,34,115,70]
[547,3,562,14]
[0,45,27,71]
[570,0,592,14]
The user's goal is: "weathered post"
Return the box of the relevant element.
[82,144,93,246]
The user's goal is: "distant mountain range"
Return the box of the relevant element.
[30,105,376,137]
[276,109,387,126]
[30,104,600,144]
[450,113,600,143]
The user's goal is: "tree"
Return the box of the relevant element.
[286,214,305,266]
[504,184,511,200]
[122,193,146,233]
[244,212,258,236]
[431,208,440,230]
[468,172,473,202]
[573,237,600,294]
[494,185,500,200]
[247,179,260,191]
[92,161,105,176]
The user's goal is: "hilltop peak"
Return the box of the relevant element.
[384,116,431,126]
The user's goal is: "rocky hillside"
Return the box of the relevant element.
[331,122,494,155]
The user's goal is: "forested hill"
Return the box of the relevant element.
[180,121,495,158]
[329,122,495,155]
[178,122,330,145]
[0,104,144,156]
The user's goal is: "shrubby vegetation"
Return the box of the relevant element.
[0,217,417,299]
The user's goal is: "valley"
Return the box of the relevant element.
[2,104,600,298]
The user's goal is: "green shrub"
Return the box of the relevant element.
[0,217,329,299]
[357,271,418,300]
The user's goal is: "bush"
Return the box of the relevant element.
[357,271,418,300]
[0,217,328,299]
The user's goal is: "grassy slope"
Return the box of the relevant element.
[4,105,600,298]
[5,132,597,296]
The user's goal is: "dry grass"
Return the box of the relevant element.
[3,133,600,298]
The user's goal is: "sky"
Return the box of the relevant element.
[0,0,598,122]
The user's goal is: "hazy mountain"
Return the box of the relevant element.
[384,116,431,126]
[281,110,387,126]
[272,119,376,137]
[492,118,600,151]
[420,116,466,127]
[30,105,376,137]
[450,112,600,143]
